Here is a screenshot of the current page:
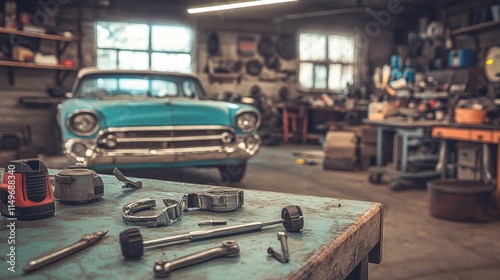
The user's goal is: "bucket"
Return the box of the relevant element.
[454,108,486,124]
[427,179,495,222]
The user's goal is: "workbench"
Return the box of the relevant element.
[432,124,500,217]
[0,171,383,280]
[363,118,442,190]
[276,103,345,143]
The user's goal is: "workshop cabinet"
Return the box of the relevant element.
[494,132,500,143]
[432,127,471,141]
[471,130,493,142]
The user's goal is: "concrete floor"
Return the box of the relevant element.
[42,144,500,280]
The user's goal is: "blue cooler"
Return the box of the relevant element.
[449,49,474,68]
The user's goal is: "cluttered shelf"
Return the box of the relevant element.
[450,19,500,35]
[0,26,78,42]
[0,60,78,71]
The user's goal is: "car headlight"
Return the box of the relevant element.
[67,110,99,136]
[235,110,260,133]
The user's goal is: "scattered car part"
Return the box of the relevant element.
[153,240,240,278]
[182,188,244,212]
[0,159,55,220]
[113,167,142,189]
[122,198,183,227]
[54,167,104,203]
[264,54,280,70]
[267,232,290,263]
[257,36,275,57]
[198,220,228,226]
[207,32,220,56]
[276,34,296,60]
[23,230,108,273]
[120,205,303,259]
[237,36,256,57]
[245,59,263,76]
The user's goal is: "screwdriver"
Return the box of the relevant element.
[23,230,108,273]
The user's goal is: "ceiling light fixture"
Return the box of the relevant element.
[187,0,298,14]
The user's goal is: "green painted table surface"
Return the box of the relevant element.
[0,171,383,280]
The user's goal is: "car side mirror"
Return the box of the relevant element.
[65,92,74,98]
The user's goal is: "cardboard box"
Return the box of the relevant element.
[4,1,17,29]
[324,131,358,158]
[360,143,377,158]
[457,165,481,181]
[457,142,481,168]
[361,127,377,144]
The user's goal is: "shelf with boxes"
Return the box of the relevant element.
[0,1,81,85]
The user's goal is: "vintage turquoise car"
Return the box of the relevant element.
[58,68,261,182]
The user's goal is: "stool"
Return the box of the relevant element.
[282,106,308,143]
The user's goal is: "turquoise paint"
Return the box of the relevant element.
[59,98,258,140]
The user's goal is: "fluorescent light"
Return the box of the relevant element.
[187,0,298,14]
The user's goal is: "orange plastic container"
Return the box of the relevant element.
[454,108,486,124]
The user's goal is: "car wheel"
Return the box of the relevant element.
[259,128,282,146]
[219,161,247,183]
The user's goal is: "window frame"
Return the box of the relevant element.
[297,30,358,94]
[95,21,194,71]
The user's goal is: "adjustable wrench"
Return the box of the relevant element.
[153,240,239,278]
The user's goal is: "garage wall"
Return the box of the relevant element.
[194,15,395,100]
[0,6,79,156]
[0,2,396,155]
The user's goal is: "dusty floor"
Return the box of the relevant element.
[42,144,500,280]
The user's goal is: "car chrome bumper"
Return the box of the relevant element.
[63,134,261,166]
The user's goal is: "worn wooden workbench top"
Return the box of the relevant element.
[0,171,383,280]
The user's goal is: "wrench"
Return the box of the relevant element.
[153,240,239,278]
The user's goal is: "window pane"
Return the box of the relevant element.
[329,35,355,63]
[341,65,354,88]
[151,80,178,97]
[97,22,149,50]
[118,51,149,70]
[314,65,327,89]
[118,78,149,94]
[151,53,192,72]
[152,26,192,52]
[97,49,117,69]
[328,64,342,90]
[299,33,326,61]
[299,62,314,88]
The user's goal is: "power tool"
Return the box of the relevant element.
[0,159,55,220]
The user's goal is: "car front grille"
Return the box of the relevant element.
[96,126,235,151]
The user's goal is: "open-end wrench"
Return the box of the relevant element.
[153,240,239,278]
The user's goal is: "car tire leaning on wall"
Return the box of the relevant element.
[219,161,247,183]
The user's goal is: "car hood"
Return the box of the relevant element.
[60,97,247,129]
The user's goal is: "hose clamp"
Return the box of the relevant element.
[182,188,244,212]
[122,198,182,227]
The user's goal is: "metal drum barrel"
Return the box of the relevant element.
[427,179,495,222]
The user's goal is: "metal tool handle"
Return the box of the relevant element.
[153,241,239,277]
[145,219,284,247]
[23,230,108,273]
[24,240,86,272]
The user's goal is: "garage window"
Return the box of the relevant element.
[96,22,193,72]
[298,32,356,92]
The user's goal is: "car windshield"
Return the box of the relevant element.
[74,73,206,99]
